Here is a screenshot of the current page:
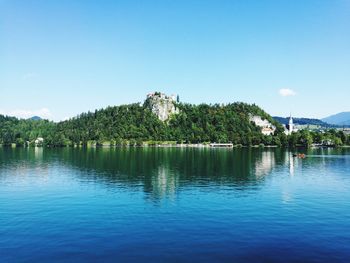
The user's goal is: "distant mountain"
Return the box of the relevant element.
[322,112,350,126]
[29,116,42,121]
[273,116,331,127]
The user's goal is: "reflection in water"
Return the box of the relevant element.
[0,148,284,201]
[34,147,43,160]
[285,152,296,177]
[0,148,51,181]
[1,147,350,262]
[289,153,295,177]
[146,166,179,201]
[254,151,275,178]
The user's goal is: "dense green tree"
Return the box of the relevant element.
[299,130,313,147]
[1,102,349,148]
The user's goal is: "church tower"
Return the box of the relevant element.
[288,114,294,134]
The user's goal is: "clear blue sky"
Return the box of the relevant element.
[1,0,349,121]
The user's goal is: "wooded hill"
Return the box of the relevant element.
[1,101,349,147]
[1,102,285,146]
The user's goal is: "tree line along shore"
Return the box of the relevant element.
[1,102,350,148]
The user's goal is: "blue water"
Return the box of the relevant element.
[0,147,350,262]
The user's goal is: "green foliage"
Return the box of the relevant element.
[167,102,283,144]
[15,138,25,147]
[1,102,349,148]
[0,115,55,146]
[284,129,350,147]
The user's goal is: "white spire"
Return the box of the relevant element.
[289,113,294,133]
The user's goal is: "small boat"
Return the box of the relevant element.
[293,153,306,158]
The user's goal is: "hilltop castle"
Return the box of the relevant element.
[144,92,179,121]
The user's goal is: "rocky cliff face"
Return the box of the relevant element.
[249,115,276,135]
[144,92,179,121]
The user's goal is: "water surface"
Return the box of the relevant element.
[0,147,350,262]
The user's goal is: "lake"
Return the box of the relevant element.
[0,147,350,262]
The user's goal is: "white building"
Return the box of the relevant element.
[284,115,297,135]
[261,127,275,136]
[35,137,44,146]
[250,115,276,136]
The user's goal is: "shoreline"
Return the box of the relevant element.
[1,143,350,149]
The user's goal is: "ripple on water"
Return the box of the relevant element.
[0,147,350,262]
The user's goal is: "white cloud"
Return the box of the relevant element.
[279,88,296,97]
[0,108,53,120]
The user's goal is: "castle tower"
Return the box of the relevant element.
[144,92,179,121]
